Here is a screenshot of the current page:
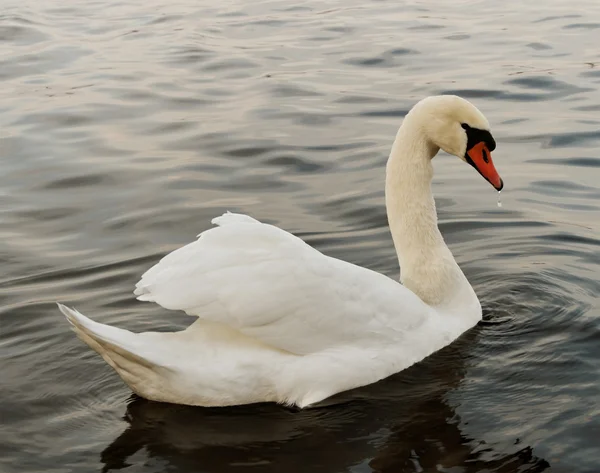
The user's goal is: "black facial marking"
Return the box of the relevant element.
[461,124,496,152]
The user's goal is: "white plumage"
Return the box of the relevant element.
[60,95,502,408]
[135,212,429,354]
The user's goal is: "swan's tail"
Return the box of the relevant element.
[58,303,171,400]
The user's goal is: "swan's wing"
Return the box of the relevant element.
[134,212,430,355]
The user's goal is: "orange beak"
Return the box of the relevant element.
[466,142,503,191]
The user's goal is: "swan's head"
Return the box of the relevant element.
[410,95,503,191]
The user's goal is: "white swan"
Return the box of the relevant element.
[59,95,503,408]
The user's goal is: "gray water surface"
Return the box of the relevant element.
[1,0,599,472]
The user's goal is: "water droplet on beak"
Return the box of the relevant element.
[497,190,502,208]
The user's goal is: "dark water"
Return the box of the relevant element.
[1,0,599,471]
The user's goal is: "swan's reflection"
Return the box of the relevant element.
[101,329,549,473]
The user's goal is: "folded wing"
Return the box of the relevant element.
[134,212,430,355]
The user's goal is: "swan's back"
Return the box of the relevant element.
[134,212,431,355]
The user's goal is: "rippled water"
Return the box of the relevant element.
[1,0,599,471]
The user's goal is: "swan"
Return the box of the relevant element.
[59,95,503,408]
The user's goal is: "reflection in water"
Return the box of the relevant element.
[101,331,549,473]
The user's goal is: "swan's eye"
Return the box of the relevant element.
[461,123,470,130]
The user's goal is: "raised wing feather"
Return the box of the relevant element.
[134,212,430,355]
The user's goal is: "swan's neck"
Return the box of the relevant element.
[385,122,477,309]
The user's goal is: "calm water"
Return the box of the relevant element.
[1,0,599,471]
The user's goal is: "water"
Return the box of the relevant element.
[1,0,599,471]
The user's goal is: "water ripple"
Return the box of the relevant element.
[1,0,599,472]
